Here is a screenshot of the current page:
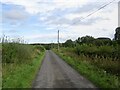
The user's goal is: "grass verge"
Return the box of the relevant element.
[53,49,119,89]
[2,51,45,88]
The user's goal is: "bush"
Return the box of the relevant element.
[74,44,119,75]
[34,45,45,52]
[75,44,119,59]
[2,43,34,64]
[2,36,45,64]
[97,46,113,58]
[75,44,97,56]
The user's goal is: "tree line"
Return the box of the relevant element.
[61,27,120,60]
[63,27,120,47]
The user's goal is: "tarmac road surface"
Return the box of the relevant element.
[32,50,97,88]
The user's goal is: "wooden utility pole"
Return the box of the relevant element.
[58,30,59,51]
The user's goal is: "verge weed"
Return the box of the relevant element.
[53,48,119,88]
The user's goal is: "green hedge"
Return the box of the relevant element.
[75,44,119,59]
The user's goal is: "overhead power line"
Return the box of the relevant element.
[57,0,117,42]
[72,0,116,25]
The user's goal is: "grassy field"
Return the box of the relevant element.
[53,48,119,88]
[2,38,45,88]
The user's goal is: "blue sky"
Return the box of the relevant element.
[0,0,119,43]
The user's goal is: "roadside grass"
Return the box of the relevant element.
[53,49,119,89]
[2,51,45,88]
[74,44,119,76]
[2,36,46,88]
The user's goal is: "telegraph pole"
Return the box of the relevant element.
[58,30,59,51]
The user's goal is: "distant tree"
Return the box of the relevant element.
[76,37,81,44]
[63,39,74,47]
[97,37,111,40]
[94,37,111,46]
[80,36,95,44]
[115,27,120,40]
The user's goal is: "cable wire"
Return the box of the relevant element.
[68,0,116,26]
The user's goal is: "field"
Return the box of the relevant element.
[2,38,45,88]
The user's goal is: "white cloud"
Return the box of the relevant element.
[52,0,88,9]
[4,9,27,20]
[1,0,90,14]
[64,14,82,20]
[46,27,55,30]
[1,0,49,14]
[63,4,118,40]
[24,33,57,39]
[53,1,118,41]
[1,0,118,43]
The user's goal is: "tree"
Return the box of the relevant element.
[76,37,81,44]
[63,39,74,47]
[115,27,120,40]
[93,37,111,46]
[80,35,95,44]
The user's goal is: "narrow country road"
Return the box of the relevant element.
[32,50,97,88]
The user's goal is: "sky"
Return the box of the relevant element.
[0,0,119,43]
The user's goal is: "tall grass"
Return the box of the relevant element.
[2,51,45,88]
[75,44,119,59]
[2,36,45,88]
[53,47,119,88]
[75,44,119,75]
[2,36,35,64]
[2,43,34,64]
